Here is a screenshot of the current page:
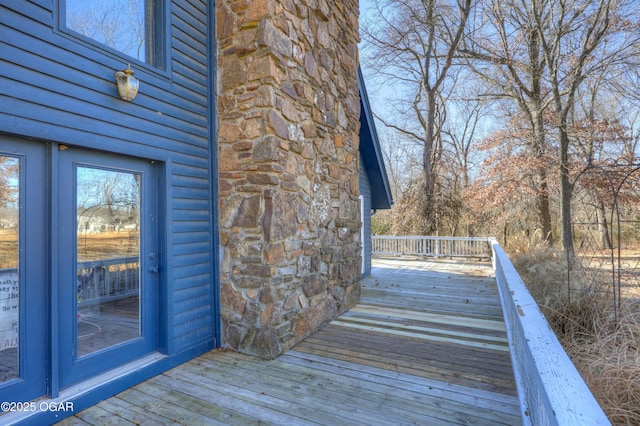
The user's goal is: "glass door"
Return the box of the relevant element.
[58,148,158,388]
[0,139,47,404]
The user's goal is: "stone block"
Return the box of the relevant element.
[231,195,262,228]
[302,274,326,297]
[265,241,286,263]
[220,55,246,92]
[248,55,279,82]
[221,281,247,318]
[217,5,237,40]
[259,19,293,57]
[243,0,270,26]
[253,136,281,163]
[267,110,289,139]
[250,328,282,359]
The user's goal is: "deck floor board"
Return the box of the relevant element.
[58,257,521,425]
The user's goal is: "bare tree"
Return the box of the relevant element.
[462,0,640,252]
[376,126,422,199]
[361,0,473,232]
[66,0,147,61]
[530,0,614,256]
[0,157,18,207]
[461,0,555,244]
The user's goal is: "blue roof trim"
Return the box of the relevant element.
[358,67,393,209]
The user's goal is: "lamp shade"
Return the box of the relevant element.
[114,66,140,101]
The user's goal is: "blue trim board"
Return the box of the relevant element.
[8,340,215,426]
[357,67,393,210]
[207,0,222,346]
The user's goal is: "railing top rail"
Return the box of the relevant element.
[372,235,495,242]
[492,241,609,425]
[77,256,140,269]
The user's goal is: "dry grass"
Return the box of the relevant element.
[511,246,640,425]
[0,229,18,269]
[77,230,139,261]
[0,229,138,269]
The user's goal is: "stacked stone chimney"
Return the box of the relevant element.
[217,0,362,358]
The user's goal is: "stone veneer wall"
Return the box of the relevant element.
[216,0,362,358]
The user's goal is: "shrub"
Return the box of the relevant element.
[511,247,640,425]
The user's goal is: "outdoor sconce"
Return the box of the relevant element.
[114,65,139,101]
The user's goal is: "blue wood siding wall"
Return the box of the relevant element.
[359,157,372,276]
[0,0,216,352]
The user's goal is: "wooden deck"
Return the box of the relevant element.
[58,257,520,425]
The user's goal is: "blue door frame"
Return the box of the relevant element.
[0,139,161,402]
[57,147,159,388]
[0,138,48,404]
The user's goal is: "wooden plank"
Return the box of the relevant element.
[330,319,508,351]
[333,316,509,346]
[347,305,507,337]
[96,396,180,426]
[147,373,315,426]
[132,377,263,425]
[63,257,521,425]
[296,332,516,390]
[164,362,390,425]
[69,404,138,425]
[283,350,521,416]
[114,388,228,426]
[306,327,513,372]
[160,362,346,425]
[55,415,95,426]
[279,350,520,416]
[194,352,512,425]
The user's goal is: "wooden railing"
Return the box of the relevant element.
[491,241,610,425]
[77,256,139,306]
[371,235,609,424]
[372,235,494,258]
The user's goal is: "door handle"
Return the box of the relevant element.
[149,265,159,273]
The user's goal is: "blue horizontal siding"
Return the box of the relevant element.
[173,325,214,352]
[174,241,212,255]
[360,157,373,276]
[173,264,213,281]
[173,174,211,188]
[2,1,52,26]
[173,197,212,209]
[172,186,211,199]
[173,253,212,269]
[174,305,213,327]
[2,5,210,117]
[0,0,217,370]
[172,231,212,245]
[174,283,213,303]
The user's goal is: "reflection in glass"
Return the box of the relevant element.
[76,167,141,358]
[0,156,19,382]
[66,0,148,63]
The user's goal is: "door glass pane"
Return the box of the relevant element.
[0,156,19,382]
[65,0,149,63]
[76,167,141,358]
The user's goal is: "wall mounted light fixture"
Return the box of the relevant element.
[114,65,140,101]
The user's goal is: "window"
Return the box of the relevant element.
[0,155,19,384]
[64,0,164,67]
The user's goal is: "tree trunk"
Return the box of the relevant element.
[559,128,574,257]
[538,172,553,244]
[423,90,437,231]
[531,83,554,246]
[596,201,612,250]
